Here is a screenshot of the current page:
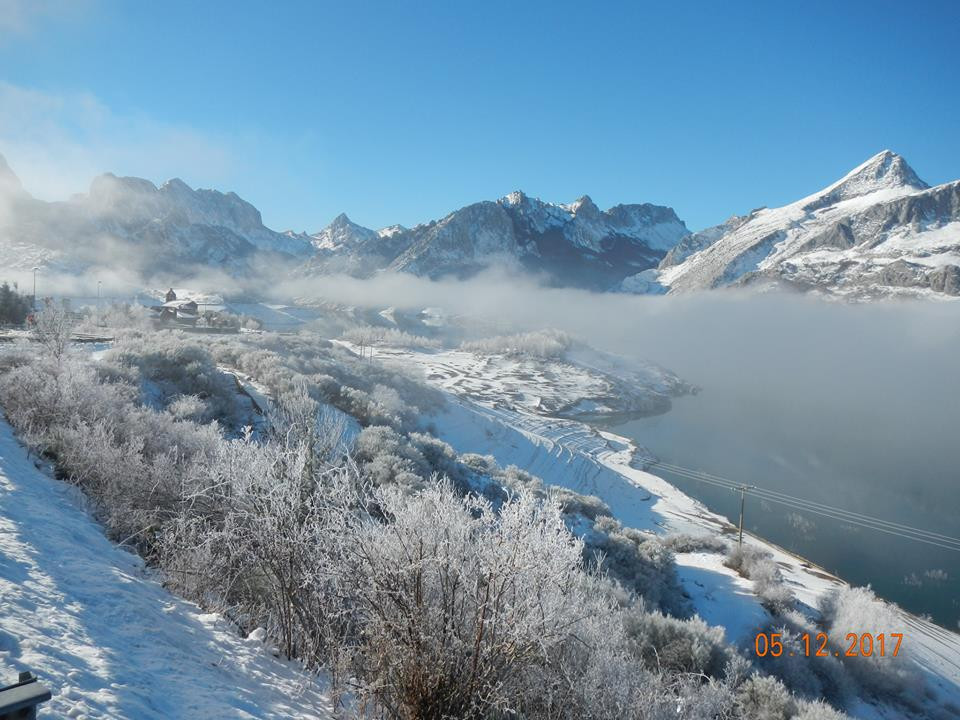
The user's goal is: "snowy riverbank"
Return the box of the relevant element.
[366,343,960,719]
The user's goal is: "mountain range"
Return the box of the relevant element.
[1,150,957,298]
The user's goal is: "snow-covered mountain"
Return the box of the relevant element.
[305,192,690,290]
[0,154,313,276]
[623,151,960,298]
[309,212,378,251]
[6,149,959,299]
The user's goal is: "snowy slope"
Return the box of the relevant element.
[336,342,691,421]
[374,343,960,718]
[629,151,960,298]
[0,420,333,719]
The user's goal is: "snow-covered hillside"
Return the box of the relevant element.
[336,340,692,420]
[370,341,960,719]
[0,420,333,719]
[625,151,960,299]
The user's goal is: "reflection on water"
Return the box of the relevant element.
[610,396,960,630]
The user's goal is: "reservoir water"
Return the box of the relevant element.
[610,395,960,630]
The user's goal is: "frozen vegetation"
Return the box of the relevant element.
[0,308,951,719]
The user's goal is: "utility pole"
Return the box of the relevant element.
[735,484,755,549]
[32,266,39,310]
[97,280,102,327]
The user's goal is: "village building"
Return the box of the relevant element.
[151,297,199,326]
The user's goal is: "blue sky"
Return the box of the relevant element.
[1,0,958,233]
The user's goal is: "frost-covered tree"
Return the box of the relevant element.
[31,298,73,362]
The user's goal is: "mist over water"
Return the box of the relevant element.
[593,293,960,627]
[281,273,960,625]
[24,264,960,624]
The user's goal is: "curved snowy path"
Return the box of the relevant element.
[0,421,333,720]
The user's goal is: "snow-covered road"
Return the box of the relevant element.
[0,420,333,720]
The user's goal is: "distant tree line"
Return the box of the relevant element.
[0,282,33,325]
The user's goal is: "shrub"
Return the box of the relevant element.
[341,326,440,349]
[819,586,921,699]
[588,517,689,614]
[794,699,850,719]
[460,329,574,358]
[752,618,854,707]
[726,545,794,614]
[333,482,605,718]
[736,674,796,720]
[623,604,730,677]
[663,532,728,554]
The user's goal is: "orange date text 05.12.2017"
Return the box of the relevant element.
[753,632,903,658]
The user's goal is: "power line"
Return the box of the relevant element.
[651,460,960,545]
[650,461,960,551]
[645,460,960,553]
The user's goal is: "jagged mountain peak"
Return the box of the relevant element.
[161,177,192,192]
[566,194,599,216]
[500,190,529,206]
[802,150,928,211]
[329,212,355,226]
[311,212,377,251]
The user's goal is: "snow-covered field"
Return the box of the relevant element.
[0,420,333,719]
[370,343,960,718]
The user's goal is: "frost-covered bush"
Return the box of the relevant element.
[736,674,796,720]
[819,586,921,699]
[75,301,152,333]
[166,394,207,422]
[352,425,434,490]
[201,331,444,432]
[752,618,854,708]
[341,326,440,349]
[334,482,608,718]
[31,299,74,362]
[461,328,574,358]
[0,354,222,546]
[623,604,730,677]
[107,333,244,427]
[663,532,729,554]
[551,487,610,521]
[793,699,850,719]
[588,516,690,614]
[726,545,794,614]
[408,432,467,488]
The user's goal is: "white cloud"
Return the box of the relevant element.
[0,81,236,200]
[0,0,88,36]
